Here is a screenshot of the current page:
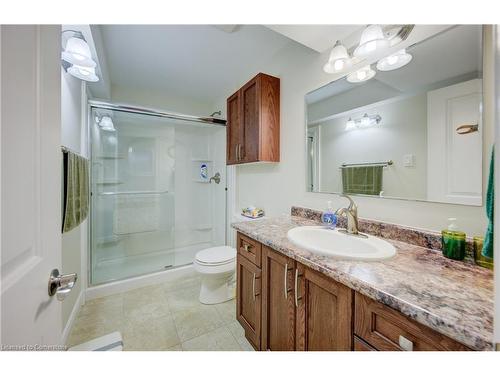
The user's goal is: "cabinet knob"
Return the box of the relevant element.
[398,335,414,351]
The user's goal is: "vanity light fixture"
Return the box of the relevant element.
[354,25,390,58]
[68,64,99,82]
[323,40,352,74]
[98,116,115,132]
[346,65,376,83]
[376,49,413,71]
[61,30,100,82]
[345,113,381,130]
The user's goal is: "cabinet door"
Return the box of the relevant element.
[240,76,260,163]
[226,90,241,165]
[261,246,296,351]
[295,263,353,351]
[236,254,261,350]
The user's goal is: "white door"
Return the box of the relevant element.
[427,78,483,205]
[1,25,63,349]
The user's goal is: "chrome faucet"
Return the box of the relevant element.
[335,194,360,236]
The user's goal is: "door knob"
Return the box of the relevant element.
[48,269,77,301]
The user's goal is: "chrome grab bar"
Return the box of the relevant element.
[98,190,169,196]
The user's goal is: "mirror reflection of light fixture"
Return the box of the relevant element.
[98,116,115,132]
[345,113,381,130]
[323,41,352,74]
[376,49,413,71]
[354,25,390,58]
[345,117,356,130]
[61,30,99,82]
[346,65,376,83]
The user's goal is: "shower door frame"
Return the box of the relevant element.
[87,100,227,286]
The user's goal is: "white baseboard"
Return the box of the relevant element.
[62,290,84,347]
[85,264,196,301]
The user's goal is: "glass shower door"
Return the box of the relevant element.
[89,106,227,285]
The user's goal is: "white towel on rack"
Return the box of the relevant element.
[113,194,160,235]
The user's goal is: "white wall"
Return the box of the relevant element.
[61,68,87,329]
[316,93,428,199]
[216,25,494,237]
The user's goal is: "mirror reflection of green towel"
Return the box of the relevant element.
[342,166,383,196]
[62,152,89,233]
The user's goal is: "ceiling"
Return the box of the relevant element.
[97,25,313,106]
[266,25,363,53]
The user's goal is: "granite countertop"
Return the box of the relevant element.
[232,214,494,351]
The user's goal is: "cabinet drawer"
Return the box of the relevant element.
[354,293,470,351]
[237,232,262,267]
[354,336,377,351]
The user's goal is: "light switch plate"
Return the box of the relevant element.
[403,154,415,167]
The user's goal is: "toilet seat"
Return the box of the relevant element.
[194,246,236,266]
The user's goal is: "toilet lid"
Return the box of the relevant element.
[195,246,236,265]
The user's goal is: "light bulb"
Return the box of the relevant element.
[345,118,356,130]
[346,65,376,83]
[354,25,390,58]
[377,49,413,71]
[360,114,370,127]
[62,36,96,68]
[357,70,367,80]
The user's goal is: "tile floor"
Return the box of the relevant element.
[67,274,254,351]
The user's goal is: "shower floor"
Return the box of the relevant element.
[92,241,213,284]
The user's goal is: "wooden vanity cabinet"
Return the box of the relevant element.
[235,231,472,351]
[260,246,353,351]
[226,73,280,165]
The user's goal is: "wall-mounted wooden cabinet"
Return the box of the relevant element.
[226,73,280,165]
[235,231,472,351]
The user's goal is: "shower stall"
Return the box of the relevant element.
[88,102,227,285]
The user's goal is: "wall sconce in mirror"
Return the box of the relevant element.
[96,115,115,132]
[61,30,99,82]
[345,113,381,130]
[347,65,376,83]
[456,124,479,135]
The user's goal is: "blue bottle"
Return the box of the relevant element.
[321,201,337,229]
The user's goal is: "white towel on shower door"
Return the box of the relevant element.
[113,194,160,235]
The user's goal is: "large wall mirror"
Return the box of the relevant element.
[305,25,483,206]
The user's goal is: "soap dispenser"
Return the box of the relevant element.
[441,218,466,260]
[321,201,337,229]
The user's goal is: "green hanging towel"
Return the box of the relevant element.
[482,146,494,259]
[62,151,89,233]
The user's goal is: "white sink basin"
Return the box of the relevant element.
[287,226,396,261]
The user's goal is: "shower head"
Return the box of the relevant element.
[210,110,222,117]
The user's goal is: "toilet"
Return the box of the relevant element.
[194,246,237,304]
